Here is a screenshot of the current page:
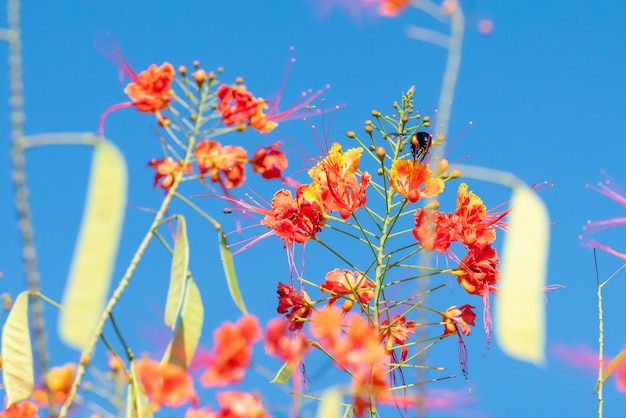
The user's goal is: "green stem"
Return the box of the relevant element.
[7,0,55,413]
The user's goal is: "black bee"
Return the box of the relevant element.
[223,208,233,214]
[410,131,432,163]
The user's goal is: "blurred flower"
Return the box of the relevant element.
[581,171,626,259]
[213,391,268,418]
[276,283,313,331]
[380,314,417,361]
[32,363,75,407]
[320,268,375,311]
[250,143,288,180]
[374,0,411,17]
[200,315,260,387]
[148,157,192,189]
[264,318,309,365]
[134,356,198,410]
[0,401,38,418]
[195,140,248,188]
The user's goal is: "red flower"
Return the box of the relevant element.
[380,315,417,361]
[455,245,500,297]
[195,140,248,188]
[264,318,309,365]
[581,172,626,259]
[200,315,260,387]
[148,157,192,189]
[134,356,198,410]
[455,183,502,249]
[389,160,443,203]
[276,283,313,331]
[412,208,462,253]
[0,402,38,418]
[124,63,175,113]
[320,268,375,311]
[250,143,288,180]
[217,84,259,127]
[441,305,476,337]
[260,187,326,245]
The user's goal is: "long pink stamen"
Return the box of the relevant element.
[581,239,626,260]
[95,33,138,82]
[583,217,626,234]
[99,102,133,136]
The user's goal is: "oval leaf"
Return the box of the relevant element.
[495,186,548,365]
[164,216,189,329]
[60,139,127,349]
[127,361,153,418]
[219,232,247,314]
[270,361,293,384]
[2,292,34,407]
[162,277,204,368]
[315,387,344,418]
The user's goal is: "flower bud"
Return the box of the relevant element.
[193,69,207,87]
[371,109,381,117]
[434,159,449,177]
[365,124,373,134]
[193,60,200,68]
[450,169,461,179]
[346,130,356,138]
[376,146,386,161]
[178,65,187,76]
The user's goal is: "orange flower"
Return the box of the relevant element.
[134,356,198,410]
[32,363,75,407]
[276,283,312,331]
[455,245,500,297]
[264,318,309,365]
[148,157,192,189]
[380,315,417,361]
[389,160,443,203]
[200,315,260,387]
[320,268,375,311]
[124,63,175,113]
[216,84,258,127]
[412,208,462,253]
[260,187,325,245]
[195,140,248,188]
[0,401,38,418]
[441,305,476,337]
[250,143,288,180]
[308,144,370,219]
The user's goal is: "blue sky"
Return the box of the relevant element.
[2,1,626,417]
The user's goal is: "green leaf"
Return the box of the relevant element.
[270,361,293,384]
[2,292,34,407]
[495,186,548,365]
[164,216,189,329]
[59,139,127,350]
[162,278,204,369]
[218,232,247,314]
[315,387,344,418]
[127,361,153,418]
